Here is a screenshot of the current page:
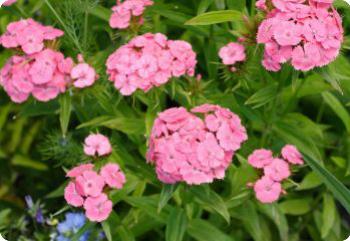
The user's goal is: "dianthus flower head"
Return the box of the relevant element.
[83,134,112,157]
[254,176,282,203]
[256,0,343,72]
[84,193,113,222]
[147,104,247,185]
[263,158,291,182]
[64,181,85,207]
[76,170,105,197]
[248,149,274,168]
[106,33,197,96]
[71,58,97,89]
[100,163,126,189]
[281,144,304,165]
[0,49,73,103]
[109,0,153,29]
[0,19,63,54]
[219,42,246,66]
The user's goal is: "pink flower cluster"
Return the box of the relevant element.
[218,42,246,72]
[109,0,153,29]
[64,163,126,222]
[147,104,248,185]
[248,145,304,203]
[83,134,113,157]
[0,49,73,103]
[0,19,63,55]
[0,19,98,103]
[2,0,17,6]
[257,0,343,71]
[106,33,197,95]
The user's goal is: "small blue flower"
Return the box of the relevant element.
[56,212,89,241]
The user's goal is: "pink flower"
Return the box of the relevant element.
[254,176,282,203]
[2,0,17,6]
[0,49,71,103]
[64,181,84,207]
[248,149,274,168]
[256,0,267,10]
[147,104,247,185]
[0,19,63,54]
[83,134,112,157]
[84,194,113,222]
[219,42,246,65]
[76,171,105,197]
[109,0,154,30]
[106,33,197,95]
[71,63,97,88]
[281,145,304,165]
[100,164,126,189]
[257,0,343,72]
[66,164,95,178]
[264,158,291,182]
[273,21,301,46]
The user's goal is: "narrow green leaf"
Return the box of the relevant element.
[304,154,350,214]
[197,0,214,14]
[257,204,289,241]
[89,5,111,22]
[166,208,187,241]
[190,185,230,223]
[11,155,48,171]
[187,219,234,241]
[245,84,278,108]
[158,184,177,212]
[279,199,311,215]
[322,91,350,132]
[59,93,72,137]
[321,193,336,238]
[185,10,242,25]
[102,221,113,241]
[297,172,323,190]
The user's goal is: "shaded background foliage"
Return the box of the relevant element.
[0,0,350,240]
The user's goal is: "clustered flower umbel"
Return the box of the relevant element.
[0,19,97,103]
[109,0,153,29]
[219,42,246,72]
[248,145,304,203]
[64,134,126,222]
[147,104,248,185]
[256,0,343,71]
[106,33,197,95]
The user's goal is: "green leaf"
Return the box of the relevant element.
[59,93,72,137]
[245,84,278,109]
[11,155,48,171]
[102,221,113,241]
[304,154,350,214]
[257,204,289,241]
[279,199,311,215]
[78,116,145,135]
[89,5,111,22]
[197,0,214,14]
[322,91,350,132]
[185,10,242,25]
[297,172,323,190]
[158,184,177,212]
[321,193,336,238]
[166,208,187,241]
[187,219,234,241]
[190,185,230,223]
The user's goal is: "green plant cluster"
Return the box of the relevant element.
[0,0,350,240]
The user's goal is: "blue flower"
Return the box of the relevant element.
[56,212,89,241]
